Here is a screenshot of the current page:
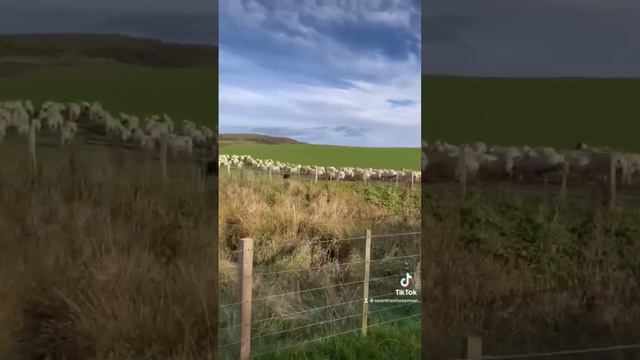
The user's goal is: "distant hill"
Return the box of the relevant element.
[219,133,303,145]
[0,33,217,68]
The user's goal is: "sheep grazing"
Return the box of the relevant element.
[217,154,421,187]
[60,121,78,145]
[45,105,64,132]
[67,103,82,122]
[167,135,193,156]
[420,139,640,190]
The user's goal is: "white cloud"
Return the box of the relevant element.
[219,0,421,147]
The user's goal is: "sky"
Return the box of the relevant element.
[219,0,421,148]
[0,0,217,44]
[424,0,640,77]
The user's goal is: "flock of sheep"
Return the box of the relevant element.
[219,154,422,187]
[0,100,216,168]
[422,140,640,187]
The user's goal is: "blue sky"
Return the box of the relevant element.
[219,0,421,148]
[0,1,217,44]
[424,0,640,77]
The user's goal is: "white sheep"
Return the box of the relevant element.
[60,121,78,145]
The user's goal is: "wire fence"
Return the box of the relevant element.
[220,164,422,189]
[424,178,640,205]
[458,336,640,360]
[218,230,422,359]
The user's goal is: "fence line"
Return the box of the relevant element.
[219,230,421,359]
[255,259,366,277]
[249,302,417,343]
[309,235,367,245]
[425,177,640,207]
[370,231,422,238]
[459,336,640,360]
[220,271,421,309]
[251,313,421,358]
[222,233,418,258]
[251,253,419,278]
[218,290,403,333]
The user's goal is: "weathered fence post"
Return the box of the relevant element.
[459,148,468,199]
[159,134,168,183]
[28,120,37,174]
[239,238,253,360]
[361,229,372,336]
[609,153,616,209]
[461,336,482,360]
[553,162,570,223]
[560,162,569,202]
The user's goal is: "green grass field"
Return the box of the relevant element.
[0,63,217,128]
[423,75,640,151]
[251,313,420,360]
[220,143,421,170]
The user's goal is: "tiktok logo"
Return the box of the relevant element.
[400,272,412,288]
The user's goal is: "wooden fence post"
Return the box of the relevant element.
[361,229,372,336]
[459,148,468,199]
[609,153,616,209]
[461,336,482,360]
[560,162,569,202]
[28,120,38,175]
[159,135,168,183]
[239,238,254,360]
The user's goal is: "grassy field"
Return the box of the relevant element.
[422,74,640,358]
[0,34,219,360]
[219,170,421,359]
[0,138,218,359]
[0,34,217,129]
[423,75,640,151]
[0,63,217,128]
[423,182,640,358]
[253,313,420,359]
[220,143,421,170]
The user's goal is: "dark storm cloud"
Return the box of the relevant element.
[423,0,640,77]
[0,1,217,44]
[387,99,418,107]
[249,127,309,138]
[332,126,369,138]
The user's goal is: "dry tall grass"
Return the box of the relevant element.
[218,169,421,357]
[0,140,217,360]
[423,184,640,358]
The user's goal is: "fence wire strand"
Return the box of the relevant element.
[252,279,365,302]
[219,231,421,353]
[219,290,404,334]
[250,302,416,342]
[370,231,421,238]
[255,253,420,277]
[220,270,419,310]
[456,342,640,360]
[251,313,421,358]
[308,236,367,245]
[255,260,365,277]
